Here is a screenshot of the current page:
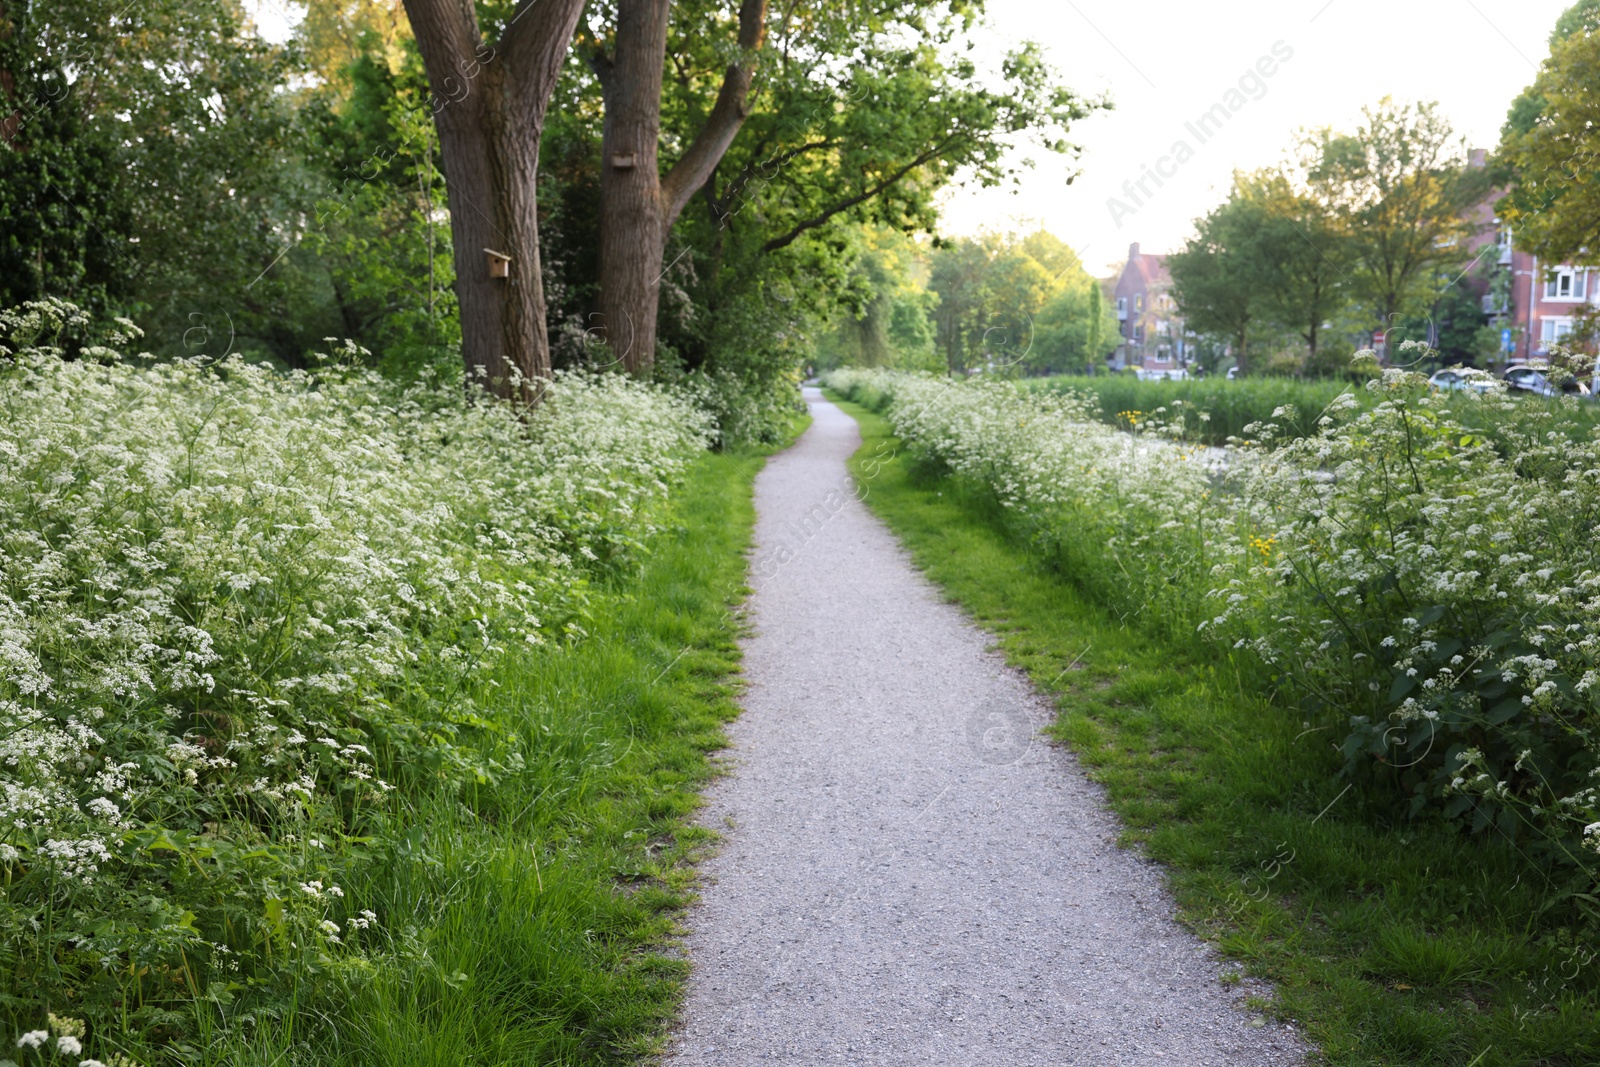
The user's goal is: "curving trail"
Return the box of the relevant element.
[665,388,1306,1066]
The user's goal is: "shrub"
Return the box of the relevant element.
[1209,369,1600,875]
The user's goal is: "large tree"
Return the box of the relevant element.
[571,1,1095,375]
[1497,1,1600,265]
[1168,184,1273,374]
[1304,99,1486,332]
[402,0,587,398]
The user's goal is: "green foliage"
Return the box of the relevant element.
[0,1,306,340]
[298,47,459,379]
[916,229,1114,375]
[1498,8,1600,267]
[815,227,939,371]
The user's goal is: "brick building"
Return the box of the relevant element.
[1467,208,1598,363]
[1111,242,1192,372]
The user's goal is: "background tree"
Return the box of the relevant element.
[1497,1,1600,265]
[1304,99,1486,334]
[929,236,993,374]
[1168,183,1273,373]
[1247,168,1350,365]
[819,226,938,370]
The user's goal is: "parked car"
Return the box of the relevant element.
[1427,368,1494,394]
[1503,363,1593,398]
[1505,364,1558,396]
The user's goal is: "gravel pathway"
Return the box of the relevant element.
[665,388,1307,1066]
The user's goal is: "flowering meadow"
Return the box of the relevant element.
[826,365,1600,903]
[0,301,717,1063]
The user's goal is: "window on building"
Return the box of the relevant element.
[1542,318,1573,342]
[1545,268,1587,300]
[1135,294,1143,313]
[1116,297,1127,315]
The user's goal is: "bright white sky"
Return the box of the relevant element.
[250,0,1573,278]
[942,0,1574,276]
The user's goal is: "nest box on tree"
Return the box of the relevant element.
[484,248,512,279]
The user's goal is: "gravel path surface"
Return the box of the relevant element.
[665,389,1307,1066]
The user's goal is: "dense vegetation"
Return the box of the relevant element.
[830,392,1600,1066]
[0,300,773,1064]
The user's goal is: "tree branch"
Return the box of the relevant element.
[760,137,960,254]
[402,0,483,116]
[498,0,588,112]
[722,137,832,207]
[659,0,768,228]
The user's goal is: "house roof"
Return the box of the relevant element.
[1117,242,1172,295]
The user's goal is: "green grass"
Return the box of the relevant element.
[1027,374,1371,445]
[201,444,778,1067]
[828,393,1600,1067]
[1027,374,1600,446]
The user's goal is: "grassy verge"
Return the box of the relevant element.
[212,445,774,1067]
[829,393,1599,1067]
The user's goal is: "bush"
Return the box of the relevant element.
[0,301,712,1061]
[1210,371,1600,874]
[680,365,807,449]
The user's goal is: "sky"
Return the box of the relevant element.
[939,0,1576,276]
[247,0,1575,278]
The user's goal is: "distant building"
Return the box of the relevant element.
[1466,208,1598,363]
[1449,148,1596,364]
[1111,242,1193,372]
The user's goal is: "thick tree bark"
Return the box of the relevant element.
[403,0,585,400]
[0,1,21,147]
[593,0,767,374]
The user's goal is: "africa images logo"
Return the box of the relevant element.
[1107,39,1295,228]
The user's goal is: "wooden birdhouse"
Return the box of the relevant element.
[610,152,637,170]
[484,248,512,279]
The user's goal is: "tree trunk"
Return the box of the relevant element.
[403,0,586,401]
[593,0,669,374]
[592,0,768,374]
